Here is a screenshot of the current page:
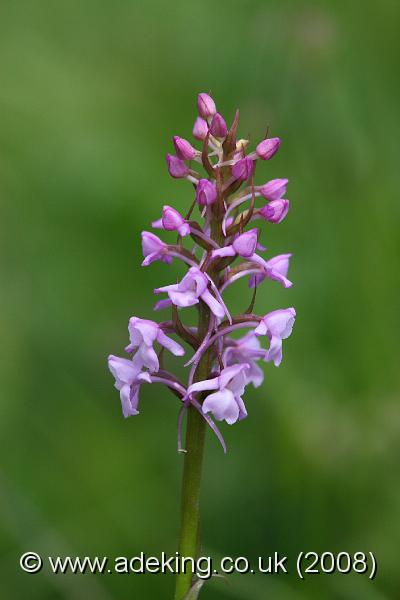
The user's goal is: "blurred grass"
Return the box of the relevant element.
[0,0,399,598]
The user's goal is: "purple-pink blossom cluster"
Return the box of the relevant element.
[108,92,296,452]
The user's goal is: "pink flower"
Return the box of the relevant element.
[223,333,265,388]
[152,206,190,237]
[155,266,225,318]
[108,355,151,417]
[211,229,259,260]
[125,317,184,372]
[141,232,172,266]
[259,200,289,224]
[249,253,292,288]
[255,308,296,366]
[187,364,250,424]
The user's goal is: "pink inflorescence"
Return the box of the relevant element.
[108,92,296,452]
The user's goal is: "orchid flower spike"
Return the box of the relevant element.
[109,91,296,450]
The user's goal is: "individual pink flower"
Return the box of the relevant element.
[249,253,292,288]
[125,317,185,372]
[212,232,292,288]
[108,355,151,417]
[152,206,190,237]
[141,231,172,266]
[223,332,265,388]
[259,200,290,224]
[155,266,225,318]
[211,228,259,260]
[255,308,296,366]
[187,364,250,424]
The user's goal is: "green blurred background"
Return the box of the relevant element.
[1,0,399,598]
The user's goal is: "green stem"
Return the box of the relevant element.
[174,302,210,600]
[174,406,206,599]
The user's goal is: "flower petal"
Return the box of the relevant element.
[157,330,185,356]
[200,289,225,318]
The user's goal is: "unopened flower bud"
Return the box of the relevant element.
[196,179,217,206]
[197,92,216,119]
[259,178,288,201]
[232,157,254,181]
[259,199,289,224]
[193,117,208,141]
[173,136,198,161]
[210,113,227,138]
[166,154,190,179]
[256,137,281,160]
[232,229,258,258]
